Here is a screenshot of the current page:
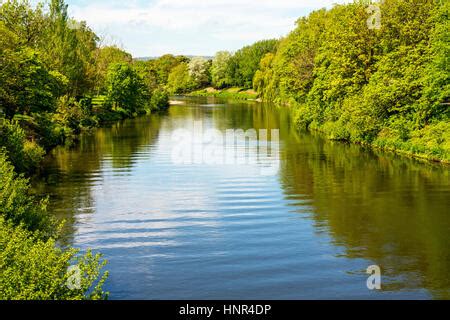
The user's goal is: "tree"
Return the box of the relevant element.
[0,152,108,300]
[0,221,108,300]
[94,46,132,94]
[0,47,67,118]
[256,9,328,104]
[150,54,189,85]
[211,51,232,89]
[0,149,50,232]
[133,60,159,98]
[150,89,170,111]
[0,20,19,51]
[252,0,448,161]
[0,0,46,46]
[253,53,276,101]
[39,0,98,96]
[188,57,211,88]
[167,63,193,94]
[230,39,278,88]
[104,63,146,114]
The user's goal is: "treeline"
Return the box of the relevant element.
[1,0,448,300]
[0,0,171,174]
[168,0,449,164]
[0,0,143,299]
[252,0,449,162]
[165,39,278,94]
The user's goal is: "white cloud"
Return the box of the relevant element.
[67,0,351,57]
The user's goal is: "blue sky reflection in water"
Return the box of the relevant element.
[35,97,450,299]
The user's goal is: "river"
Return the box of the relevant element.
[33,96,450,299]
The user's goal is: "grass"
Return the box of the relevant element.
[188,87,259,100]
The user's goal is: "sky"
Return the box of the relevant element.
[62,0,351,58]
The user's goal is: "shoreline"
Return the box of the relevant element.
[182,93,449,166]
[187,87,258,101]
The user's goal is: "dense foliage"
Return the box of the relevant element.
[1,0,448,300]
[253,0,449,162]
[104,63,147,115]
[210,51,232,89]
[0,151,108,299]
[0,0,171,171]
[0,0,140,299]
[226,39,278,88]
[167,63,194,94]
[0,216,108,300]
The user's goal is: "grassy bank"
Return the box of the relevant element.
[188,87,259,101]
[296,108,450,165]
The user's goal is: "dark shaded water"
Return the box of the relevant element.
[34,96,450,299]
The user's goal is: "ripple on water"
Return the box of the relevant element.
[38,99,450,300]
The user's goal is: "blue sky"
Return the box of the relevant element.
[63,0,350,57]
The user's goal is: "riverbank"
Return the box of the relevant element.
[188,87,259,101]
[185,93,449,165]
[300,112,450,165]
[34,96,450,299]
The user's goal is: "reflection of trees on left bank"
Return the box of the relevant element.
[32,115,163,246]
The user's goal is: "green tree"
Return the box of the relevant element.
[211,51,232,89]
[94,46,132,94]
[0,47,67,118]
[133,60,159,98]
[188,57,211,89]
[0,0,46,46]
[40,0,98,96]
[255,9,328,104]
[167,63,193,94]
[150,89,170,111]
[253,0,448,161]
[105,63,146,114]
[0,149,50,233]
[150,54,189,85]
[253,53,275,101]
[229,39,278,88]
[0,152,109,299]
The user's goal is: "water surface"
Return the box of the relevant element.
[35,96,450,299]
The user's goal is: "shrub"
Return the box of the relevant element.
[0,118,45,172]
[23,140,46,169]
[0,151,53,235]
[150,89,170,111]
[54,95,90,133]
[0,218,108,300]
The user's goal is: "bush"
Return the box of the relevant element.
[23,140,46,169]
[13,113,66,152]
[0,118,45,172]
[0,152,109,299]
[150,89,170,111]
[0,151,53,235]
[0,218,108,300]
[54,95,90,134]
[293,103,313,129]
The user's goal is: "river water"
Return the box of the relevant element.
[34,96,450,299]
